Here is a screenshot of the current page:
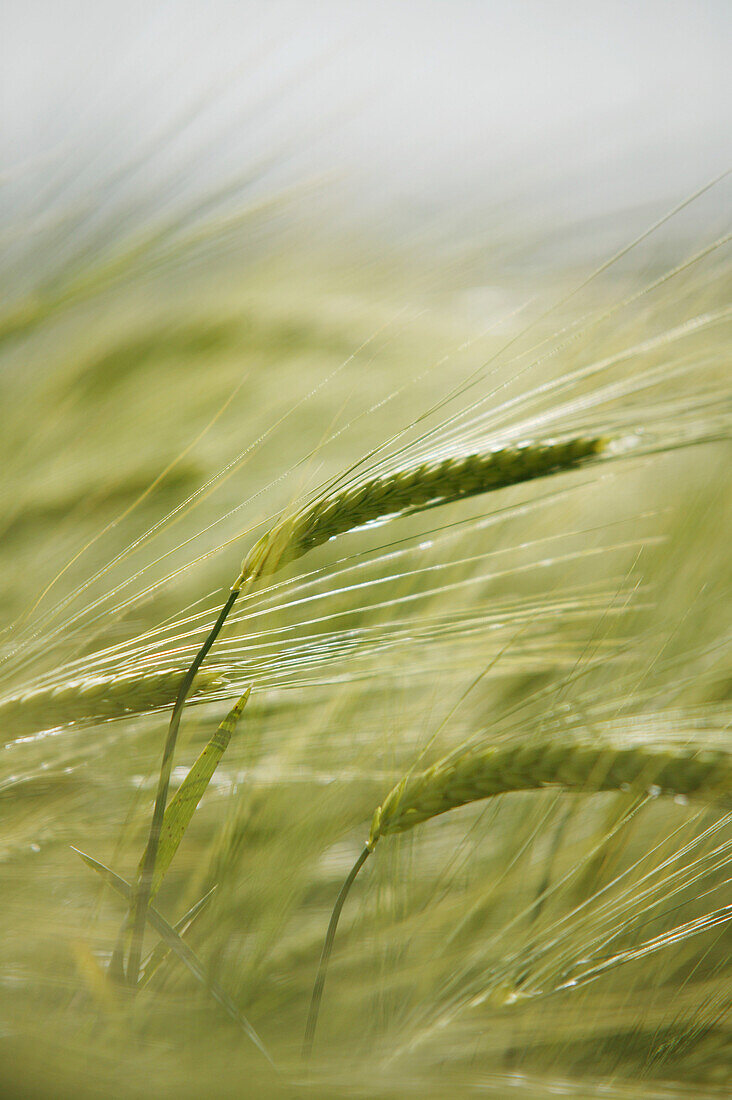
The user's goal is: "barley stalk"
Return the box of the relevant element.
[368,737,732,843]
[127,589,238,987]
[305,734,731,1055]
[128,434,606,987]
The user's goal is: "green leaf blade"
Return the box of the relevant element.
[146,687,251,897]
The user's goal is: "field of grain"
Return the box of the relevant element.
[1,164,730,1097]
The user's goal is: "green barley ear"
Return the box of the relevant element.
[239,435,606,588]
[0,667,224,740]
[368,737,732,842]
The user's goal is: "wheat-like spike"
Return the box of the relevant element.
[235,435,606,588]
[0,668,224,738]
[368,737,732,844]
[304,733,731,1057]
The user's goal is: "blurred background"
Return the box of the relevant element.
[3,0,731,265]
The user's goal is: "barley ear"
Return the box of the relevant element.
[368,778,407,848]
[236,435,607,589]
[233,514,300,589]
[369,738,732,840]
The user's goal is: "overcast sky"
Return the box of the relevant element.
[2,1,730,240]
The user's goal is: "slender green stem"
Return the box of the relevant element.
[126,587,240,987]
[303,844,372,1060]
[108,917,129,983]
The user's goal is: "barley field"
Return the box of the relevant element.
[1,7,731,1099]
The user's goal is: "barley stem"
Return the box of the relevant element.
[126,587,240,987]
[302,844,371,1060]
